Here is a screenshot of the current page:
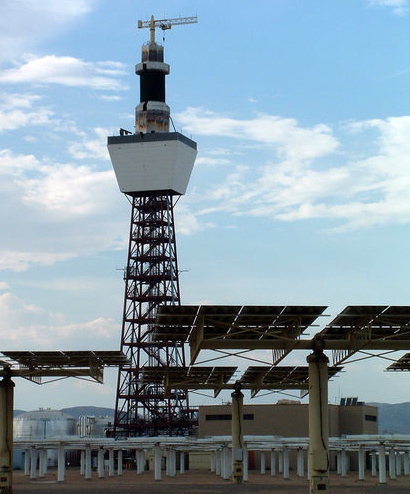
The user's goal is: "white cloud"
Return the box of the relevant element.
[177,107,339,162]
[68,127,112,161]
[0,251,76,273]
[0,1,96,60]
[0,148,127,271]
[0,93,54,133]
[367,0,409,15]
[0,291,117,350]
[0,55,127,91]
[180,109,410,231]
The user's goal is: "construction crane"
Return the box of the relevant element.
[138,15,198,44]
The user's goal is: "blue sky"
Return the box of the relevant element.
[0,0,410,410]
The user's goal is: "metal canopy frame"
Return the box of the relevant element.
[0,350,129,384]
[139,364,343,399]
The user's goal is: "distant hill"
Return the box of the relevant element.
[369,402,410,434]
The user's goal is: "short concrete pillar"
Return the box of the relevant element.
[80,450,85,476]
[210,453,216,473]
[180,451,185,474]
[243,448,248,482]
[215,451,221,476]
[260,451,266,474]
[371,451,377,477]
[97,448,105,478]
[378,444,386,484]
[404,451,410,476]
[30,448,37,480]
[278,450,283,473]
[297,448,304,478]
[270,449,276,477]
[336,451,341,475]
[396,452,402,476]
[38,449,47,478]
[108,449,114,477]
[136,450,145,474]
[358,446,365,481]
[341,450,348,477]
[117,449,123,476]
[154,447,162,481]
[57,444,65,482]
[283,446,290,480]
[167,449,176,477]
[389,450,396,480]
[24,449,30,476]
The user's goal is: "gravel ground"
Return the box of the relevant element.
[12,469,410,494]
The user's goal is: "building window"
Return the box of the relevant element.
[205,414,254,421]
[365,414,377,422]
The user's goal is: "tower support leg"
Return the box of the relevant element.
[231,384,244,483]
[0,375,14,494]
[307,350,329,493]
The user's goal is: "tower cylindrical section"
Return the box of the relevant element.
[135,43,170,133]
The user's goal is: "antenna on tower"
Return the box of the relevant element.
[138,15,198,44]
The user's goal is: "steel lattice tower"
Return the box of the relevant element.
[107,16,197,436]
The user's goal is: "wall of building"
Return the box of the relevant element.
[198,402,375,438]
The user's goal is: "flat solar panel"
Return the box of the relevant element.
[1,350,129,368]
[239,365,342,397]
[386,353,410,371]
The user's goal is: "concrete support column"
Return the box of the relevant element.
[270,449,276,477]
[80,450,85,476]
[371,451,377,477]
[57,444,65,483]
[97,448,105,478]
[297,448,304,477]
[389,449,396,480]
[283,446,290,480]
[30,448,37,480]
[378,444,386,484]
[307,350,330,494]
[117,449,123,476]
[24,449,30,476]
[231,385,244,484]
[260,451,266,474]
[0,375,14,493]
[180,451,185,474]
[154,447,162,481]
[108,449,114,477]
[358,446,365,481]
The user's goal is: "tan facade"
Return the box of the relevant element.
[198,401,378,438]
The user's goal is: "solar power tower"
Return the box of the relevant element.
[107,16,198,437]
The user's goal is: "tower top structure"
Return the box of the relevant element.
[138,15,198,44]
[107,14,198,196]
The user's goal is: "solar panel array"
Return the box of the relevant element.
[319,305,410,365]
